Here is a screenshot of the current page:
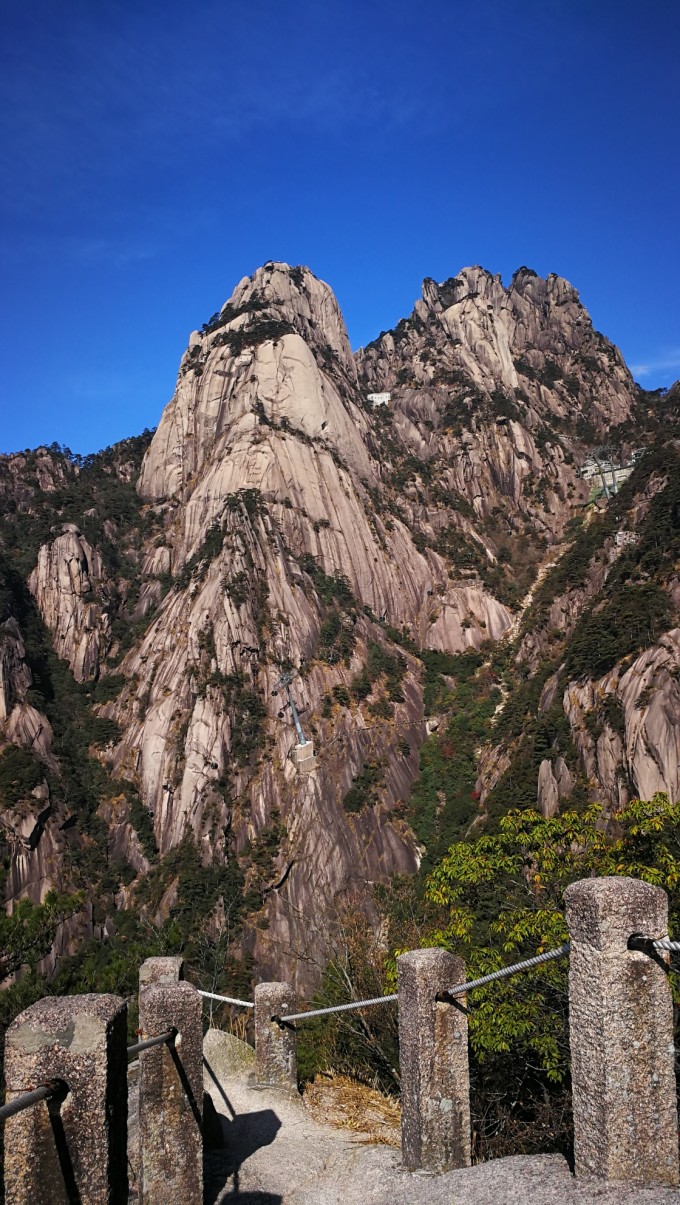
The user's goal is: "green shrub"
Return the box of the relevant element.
[343,761,385,814]
[566,584,671,680]
[0,745,43,806]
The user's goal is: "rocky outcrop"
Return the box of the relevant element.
[535,755,574,816]
[138,263,367,516]
[0,618,32,722]
[100,262,647,978]
[105,503,425,986]
[0,616,54,760]
[2,783,65,909]
[116,263,522,981]
[620,631,680,801]
[0,447,74,511]
[97,793,151,877]
[28,524,112,681]
[136,264,511,648]
[357,266,636,434]
[517,467,672,673]
[4,703,54,761]
[354,267,642,560]
[0,611,63,910]
[564,628,680,808]
[537,759,559,817]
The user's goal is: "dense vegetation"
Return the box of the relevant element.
[405,649,499,864]
[300,793,680,1160]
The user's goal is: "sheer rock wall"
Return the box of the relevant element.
[6,260,671,986]
[28,525,112,682]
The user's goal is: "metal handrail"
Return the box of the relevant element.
[441,943,571,998]
[274,993,398,1026]
[198,990,254,1008]
[127,1029,174,1058]
[0,1080,62,1123]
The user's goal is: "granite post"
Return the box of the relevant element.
[138,963,203,1204]
[138,955,185,988]
[565,876,679,1186]
[397,948,470,1172]
[3,994,128,1204]
[254,982,297,1092]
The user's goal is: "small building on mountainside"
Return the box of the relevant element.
[615,529,639,547]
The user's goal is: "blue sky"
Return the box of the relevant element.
[1,0,678,453]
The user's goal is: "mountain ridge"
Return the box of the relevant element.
[0,261,678,1002]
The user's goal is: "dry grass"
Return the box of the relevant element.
[302,1072,401,1147]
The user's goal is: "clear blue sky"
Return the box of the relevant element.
[1,0,678,454]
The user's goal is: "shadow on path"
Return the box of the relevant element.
[203,1057,282,1205]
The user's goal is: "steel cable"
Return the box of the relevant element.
[273,946,571,1024]
[441,943,572,998]
[127,1029,174,1057]
[198,990,254,1008]
[0,1081,61,1122]
[273,993,398,1025]
[651,938,680,952]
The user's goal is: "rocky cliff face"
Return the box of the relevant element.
[136,264,509,643]
[477,435,680,822]
[0,435,154,954]
[1,262,676,993]
[28,525,113,682]
[358,266,635,431]
[0,616,54,761]
[562,627,680,810]
[0,612,65,915]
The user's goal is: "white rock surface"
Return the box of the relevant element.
[28,524,112,681]
[537,759,560,817]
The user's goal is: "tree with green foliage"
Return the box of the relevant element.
[406,650,500,864]
[424,793,680,1086]
[0,890,84,983]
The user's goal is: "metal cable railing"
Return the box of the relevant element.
[0,1080,62,1123]
[441,943,572,998]
[127,1029,175,1058]
[273,992,398,1026]
[273,945,572,1025]
[1,1027,178,1120]
[648,937,680,952]
[198,990,254,1008]
[4,933,672,1124]
[186,931,680,1026]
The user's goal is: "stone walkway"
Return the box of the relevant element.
[201,1030,680,1205]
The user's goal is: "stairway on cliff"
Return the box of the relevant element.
[503,540,570,647]
[472,540,570,740]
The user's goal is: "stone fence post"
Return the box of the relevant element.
[565,876,679,1187]
[397,948,470,1172]
[137,957,203,1204]
[139,955,184,989]
[254,982,297,1092]
[3,994,128,1204]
